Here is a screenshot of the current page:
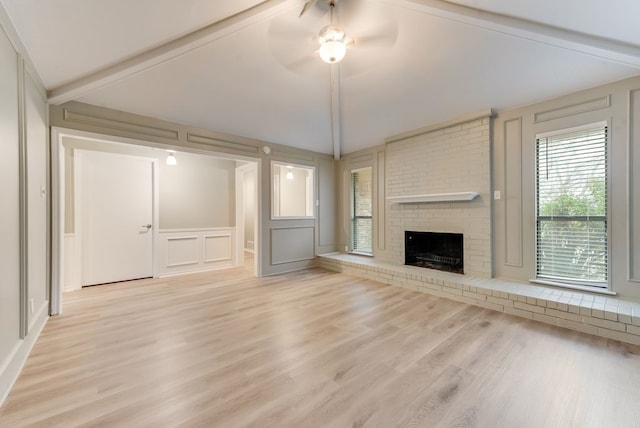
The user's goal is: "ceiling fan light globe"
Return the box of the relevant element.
[319,25,345,42]
[319,40,346,63]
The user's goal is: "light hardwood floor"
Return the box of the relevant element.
[1,260,640,427]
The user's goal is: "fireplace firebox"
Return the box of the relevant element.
[405,231,464,274]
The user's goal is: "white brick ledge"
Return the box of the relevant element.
[317,253,640,346]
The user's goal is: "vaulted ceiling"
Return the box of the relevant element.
[2,0,640,157]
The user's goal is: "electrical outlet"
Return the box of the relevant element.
[344,246,349,252]
[29,298,34,314]
[494,190,501,200]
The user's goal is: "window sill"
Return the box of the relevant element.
[529,279,616,296]
[349,251,373,257]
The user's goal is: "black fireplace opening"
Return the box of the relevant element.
[405,231,464,274]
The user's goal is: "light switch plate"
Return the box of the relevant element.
[494,190,501,200]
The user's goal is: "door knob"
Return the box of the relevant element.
[142,224,152,230]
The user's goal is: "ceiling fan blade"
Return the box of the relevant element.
[299,0,318,18]
[268,13,325,77]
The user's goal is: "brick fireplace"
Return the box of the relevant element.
[378,114,493,278]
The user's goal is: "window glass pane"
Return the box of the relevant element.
[351,168,372,254]
[536,126,607,285]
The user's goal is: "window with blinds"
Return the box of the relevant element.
[536,125,608,287]
[351,167,372,254]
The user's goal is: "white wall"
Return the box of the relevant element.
[25,71,49,328]
[0,22,22,400]
[159,152,235,229]
[0,10,49,406]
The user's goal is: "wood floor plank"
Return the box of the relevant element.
[1,260,640,427]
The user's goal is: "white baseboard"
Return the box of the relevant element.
[0,303,48,408]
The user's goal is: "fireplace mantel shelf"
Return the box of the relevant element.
[387,192,479,204]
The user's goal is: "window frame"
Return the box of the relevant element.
[533,121,610,290]
[350,166,373,255]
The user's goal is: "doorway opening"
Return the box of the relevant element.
[51,128,261,314]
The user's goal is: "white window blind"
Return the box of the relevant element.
[351,167,372,254]
[536,125,608,286]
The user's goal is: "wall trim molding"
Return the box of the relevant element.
[166,236,199,267]
[534,95,611,123]
[203,234,233,263]
[270,226,315,265]
[628,89,640,282]
[503,117,524,268]
[63,109,179,140]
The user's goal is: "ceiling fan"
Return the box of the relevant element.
[300,0,353,64]
[267,0,398,74]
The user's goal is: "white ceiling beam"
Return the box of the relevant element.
[378,0,640,69]
[329,64,342,160]
[47,0,307,104]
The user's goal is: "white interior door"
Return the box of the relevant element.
[79,150,153,286]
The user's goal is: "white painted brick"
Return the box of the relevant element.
[582,316,626,332]
[487,296,513,307]
[463,290,488,301]
[595,328,640,346]
[457,296,480,306]
[579,307,592,316]
[627,324,640,336]
[478,300,504,312]
[514,301,546,315]
[533,313,559,326]
[442,287,463,297]
[619,314,633,324]
[568,305,581,315]
[503,306,534,320]
[545,308,581,322]
[557,318,598,335]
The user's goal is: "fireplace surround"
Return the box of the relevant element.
[405,231,464,274]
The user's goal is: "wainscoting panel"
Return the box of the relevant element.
[166,237,198,267]
[504,118,523,267]
[203,234,232,263]
[157,228,236,276]
[629,89,640,281]
[271,226,315,265]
